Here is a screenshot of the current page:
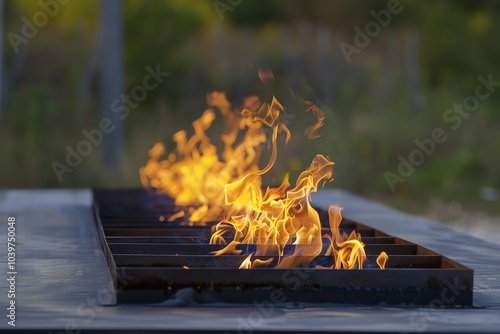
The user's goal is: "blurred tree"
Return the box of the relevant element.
[122,0,211,107]
[0,0,3,115]
[417,1,490,90]
[99,0,123,169]
[227,0,284,26]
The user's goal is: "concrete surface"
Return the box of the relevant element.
[0,189,499,333]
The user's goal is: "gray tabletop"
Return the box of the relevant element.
[0,189,499,333]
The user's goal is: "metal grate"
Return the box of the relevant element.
[93,189,473,306]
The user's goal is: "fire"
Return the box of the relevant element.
[140,70,388,270]
[140,92,266,225]
[167,211,184,222]
[212,152,335,268]
[207,89,370,269]
[239,254,253,269]
[376,251,389,270]
[239,253,274,269]
[316,206,367,269]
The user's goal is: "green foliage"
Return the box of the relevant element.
[122,0,211,105]
[2,0,500,215]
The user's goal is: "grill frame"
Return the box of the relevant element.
[93,189,474,306]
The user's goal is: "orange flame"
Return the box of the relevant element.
[140,92,266,224]
[167,211,184,222]
[258,68,275,84]
[304,100,326,139]
[208,91,365,269]
[141,71,375,270]
[239,254,274,269]
[376,251,389,270]
[239,254,253,269]
[326,205,366,269]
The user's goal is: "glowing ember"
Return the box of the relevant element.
[168,211,185,222]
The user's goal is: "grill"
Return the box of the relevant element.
[93,189,473,306]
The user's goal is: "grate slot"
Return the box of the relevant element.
[106,236,398,245]
[107,243,417,256]
[103,227,375,237]
[112,254,442,268]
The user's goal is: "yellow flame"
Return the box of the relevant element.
[140,92,266,225]
[141,71,372,270]
[239,253,274,269]
[208,92,366,269]
[239,254,253,269]
[327,206,367,269]
[376,251,389,270]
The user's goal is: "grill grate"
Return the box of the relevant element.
[93,189,473,306]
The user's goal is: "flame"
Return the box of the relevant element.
[140,92,266,225]
[239,253,274,269]
[258,68,275,83]
[303,100,326,139]
[376,251,389,270]
[208,92,366,269]
[239,254,253,269]
[141,71,375,270]
[326,205,366,269]
[168,211,185,222]
[213,153,334,268]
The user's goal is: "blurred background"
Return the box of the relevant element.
[1,0,499,241]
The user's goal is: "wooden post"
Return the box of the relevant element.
[99,0,124,169]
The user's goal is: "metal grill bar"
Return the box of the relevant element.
[93,189,474,306]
